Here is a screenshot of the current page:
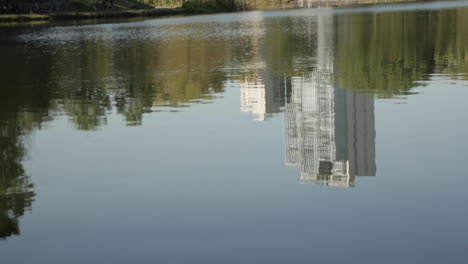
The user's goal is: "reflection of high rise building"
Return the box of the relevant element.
[239,14,376,187]
[285,71,348,186]
[239,73,376,188]
[284,75,375,187]
[284,14,375,187]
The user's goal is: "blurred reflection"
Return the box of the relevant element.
[0,5,466,236]
[238,8,466,186]
[0,131,34,238]
[0,34,51,238]
[1,8,465,130]
[286,14,376,187]
[0,88,39,239]
[334,9,468,97]
[240,71,287,121]
[241,14,376,186]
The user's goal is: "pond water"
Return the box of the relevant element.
[1,1,467,263]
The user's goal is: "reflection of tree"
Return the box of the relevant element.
[263,16,318,76]
[0,93,40,237]
[6,7,463,132]
[261,8,467,99]
[334,9,468,97]
[433,9,468,76]
[116,37,228,108]
[0,115,35,239]
[0,37,52,238]
[44,34,230,128]
[334,12,434,97]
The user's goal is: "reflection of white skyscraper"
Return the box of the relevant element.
[285,14,351,187]
[285,74,351,187]
[239,71,287,121]
[239,14,375,187]
[238,12,267,121]
[240,75,266,121]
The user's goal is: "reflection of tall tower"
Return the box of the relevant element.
[284,14,375,187]
[239,13,376,187]
[285,73,351,186]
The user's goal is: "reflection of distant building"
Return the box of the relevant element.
[264,71,288,115]
[240,72,288,121]
[240,14,375,187]
[240,75,266,121]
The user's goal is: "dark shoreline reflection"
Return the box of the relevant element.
[0,6,467,237]
[0,110,36,239]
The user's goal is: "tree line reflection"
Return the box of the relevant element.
[0,7,467,238]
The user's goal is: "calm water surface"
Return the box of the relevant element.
[1,1,468,263]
